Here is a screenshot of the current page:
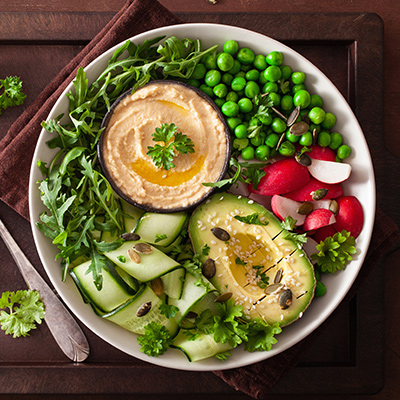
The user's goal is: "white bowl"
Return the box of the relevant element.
[29,23,375,371]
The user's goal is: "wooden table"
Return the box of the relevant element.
[0,1,399,399]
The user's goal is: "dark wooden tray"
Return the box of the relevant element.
[0,11,387,397]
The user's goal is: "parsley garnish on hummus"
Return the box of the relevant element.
[147,123,195,170]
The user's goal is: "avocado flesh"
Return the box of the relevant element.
[189,193,316,327]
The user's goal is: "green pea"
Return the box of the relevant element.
[268,92,281,107]
[291,71,306,84]
[286,129,299,143]
[233,138,249,151]
[203,53,217,70]
[226,117,242,131]
[299,131,313,146]
[251,136,265,147]
[187,79,200,88]
[244,81,261,98]
[315,281,327,297]
[265,133,280,148]
[234,124,248,139]
[245,69,260,81]
[238,97,253,113]
[228,59,241,75]
[237,48,255,65]
[266,51,283,66]
[278,140,296,156]
[337,144,351,159]
[263,65,282,82]
[213,83,228,98]
[271,117,286,133]
[259,114,273,126]
[292,83,306,94]
[191,63,207,80]
[255,145,270,161]
[226,91,239,103]
[214,98,225,108]
[223,40,239,56]
[329,132,343,150]
[293,89,311,109]
[262,82,279,93]
[317,131,331,147]
[217,52,235,72]
[221,101,240,117]
[234,71,246,79]
[253,54,268,71]
[231,77,247,92]
[241,64,252,72]
[199,84,214,98]
[241,146,255,160]
[280,65,292,80]
[308,107,326,124]
[310,94,323,108]
[321,112,337,129]
[281,94,293,111]
[314,268,321,281]
[205,69,221,87]
[222,73,233,86]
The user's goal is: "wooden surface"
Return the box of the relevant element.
[0,1,399,399]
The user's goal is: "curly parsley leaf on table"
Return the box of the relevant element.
[0,290,45,338]
[0,76,26,115]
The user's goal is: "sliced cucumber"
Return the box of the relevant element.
[70,260,135,313]
[121,198,144,233]
[161,267,185,299]
[114,265,140,292]
[134,211,189,247]
[155,234,184,255]
[104,240,181,282]
[172,330,232,362]
[101,284,178,336]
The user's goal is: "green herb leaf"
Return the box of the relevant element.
[311,230,357,273]
[159,303,179,319]
[154,233,168,243]
[0,290,45,338]
[137,321,172,357]
[0,76,26,115]
[245,319,282,352]
[147,123,195,170]
[234,213,268,226]
[215,350,232,360]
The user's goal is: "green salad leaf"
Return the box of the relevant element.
[137,321,172,357]
[0,76,26,115]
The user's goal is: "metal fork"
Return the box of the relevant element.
[0,218,90,362]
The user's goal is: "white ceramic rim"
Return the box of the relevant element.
[29,23,376,371]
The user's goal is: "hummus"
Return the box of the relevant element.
[100,81,229,210]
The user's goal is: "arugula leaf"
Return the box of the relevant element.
[137,321,172,357]
[311,230,357,273]
[234,213,268,226]
[147,123,195,170]
[0,291,45,338]
[0,76,26,115]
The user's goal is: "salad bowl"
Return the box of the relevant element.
[29,23,375,371]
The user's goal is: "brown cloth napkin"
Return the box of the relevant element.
[0,1,398,399]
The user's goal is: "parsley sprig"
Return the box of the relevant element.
[147,123,195,170]
[0,290,45,338]
[0,76,26,115]
[137,321,172,357]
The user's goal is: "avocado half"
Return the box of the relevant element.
[97,80,231,214]
[189,193,316,327]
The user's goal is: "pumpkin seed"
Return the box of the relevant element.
[289,121,309,136]
[271,106,287,121]
[136,301,152,317]
[205,0,217,3]
[295,151,312,166]
[127,249,141,264]
[264,283,283,295]
[186,311,198,319]
[121,232,140,241]
[274,268,283,284]
[133,242,153,254]
[312,128,318,145]
[211,227,230,241]
[287,106,300,127]
[150,277,164,296]
[329,199,339,215]
[275,132,286,151]
[297,202,314,215]
[202,258,216,279]
[214,292,232,303]
[311,188,329,201]
[301,112,310,124]
[279,289,292,309]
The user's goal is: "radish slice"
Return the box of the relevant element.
[308,159,351,184]
[303,208,336,231]
[248,192,271,209]
[271,195,306,226]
